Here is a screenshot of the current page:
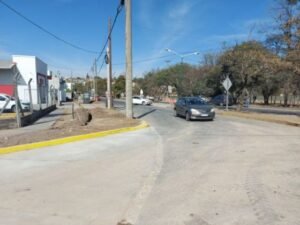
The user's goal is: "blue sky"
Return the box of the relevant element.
[0,0,274,78]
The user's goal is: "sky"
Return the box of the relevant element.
[0,0,274,78]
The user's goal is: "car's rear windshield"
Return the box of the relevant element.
[5,95,15,100]
[186,98,206,105]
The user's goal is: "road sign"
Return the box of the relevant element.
[222,77,232,91]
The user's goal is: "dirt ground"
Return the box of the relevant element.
[0,107,140,148]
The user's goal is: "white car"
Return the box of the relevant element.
[132,96,152,105]
[0,93,30,112]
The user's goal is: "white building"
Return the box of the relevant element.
[13,55,48,105]
[48,71,67,103]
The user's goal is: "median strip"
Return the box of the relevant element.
[217,110,300,127]
[0,121,149,155]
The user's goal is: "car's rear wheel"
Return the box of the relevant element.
[11,105,16,113]
[185,112,191,121]
[174,110,179,117]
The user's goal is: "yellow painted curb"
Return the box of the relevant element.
[0,121,149,155]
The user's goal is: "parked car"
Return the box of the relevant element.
[132,96,152,105]
[174,97,215,121]
[0,93,30,112]
[210,94,233,106]
[199,95,209,102]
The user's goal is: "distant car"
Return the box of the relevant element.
[199,95,209,102]
[146,96,155,101]
[174,97,215,121]
[0,93,30,112]
[132,96,152,105]
[210,94,233,106]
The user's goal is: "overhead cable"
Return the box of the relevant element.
[0,0,98,54]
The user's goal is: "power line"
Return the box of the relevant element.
[112,48,224,66]
[97,58,106,76]
[86,1,124,77]
[113,54,173,66]
[0,0,98,54]
[95,3,123,63]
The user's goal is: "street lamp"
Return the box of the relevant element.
[165,48,200,63]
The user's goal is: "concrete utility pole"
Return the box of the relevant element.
[28,78,33,113]
[94,58,97,100]
[125,0,133,118]
[106,17,113,109]
[14,72,21,128]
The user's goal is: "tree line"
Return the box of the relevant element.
[74,0,299,106]
[135,0,300,106]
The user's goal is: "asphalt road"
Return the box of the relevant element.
[0,103,299,225]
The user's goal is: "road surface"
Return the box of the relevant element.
[0,104,299,225]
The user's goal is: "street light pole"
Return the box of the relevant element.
[125,0,133,118]
[165,48,199,63]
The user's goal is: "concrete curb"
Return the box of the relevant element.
[217,110,300,127]
[0,121,149,155]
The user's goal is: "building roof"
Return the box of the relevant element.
[0,60,15,69]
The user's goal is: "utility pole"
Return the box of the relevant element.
[14,72,21,128]
[94,58,97,101]
[106,17,113,109]
[28,78,33,113]
[125,0,133,118]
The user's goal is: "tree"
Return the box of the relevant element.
[113,75,125,98]
[266,0,300,105]
[96,77,107,96]
[217,41,286,107]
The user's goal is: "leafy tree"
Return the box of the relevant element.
[266,0,300,105]
[217,41,287,106]
[113,75,125,98]
[96,77,107,96]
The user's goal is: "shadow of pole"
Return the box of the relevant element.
[134,109,157,119]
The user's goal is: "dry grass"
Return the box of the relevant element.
[217,109,300,127]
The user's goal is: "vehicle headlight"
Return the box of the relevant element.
[191,109,200,115]
[210,108,215,112]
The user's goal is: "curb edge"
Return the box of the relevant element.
[0,121,149,155]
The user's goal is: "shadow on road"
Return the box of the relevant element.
[134,109,157,119]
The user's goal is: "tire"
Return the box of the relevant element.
[185,112,191,121]
[11,105,16,113]
[174,110,179,117]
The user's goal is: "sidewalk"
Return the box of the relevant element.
[0,104,70,138]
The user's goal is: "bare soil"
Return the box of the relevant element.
[0,107,140,148]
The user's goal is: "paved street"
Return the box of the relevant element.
[0,104,299,225]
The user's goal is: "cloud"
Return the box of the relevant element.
[150,2,197,63]
[168,1,193,19]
